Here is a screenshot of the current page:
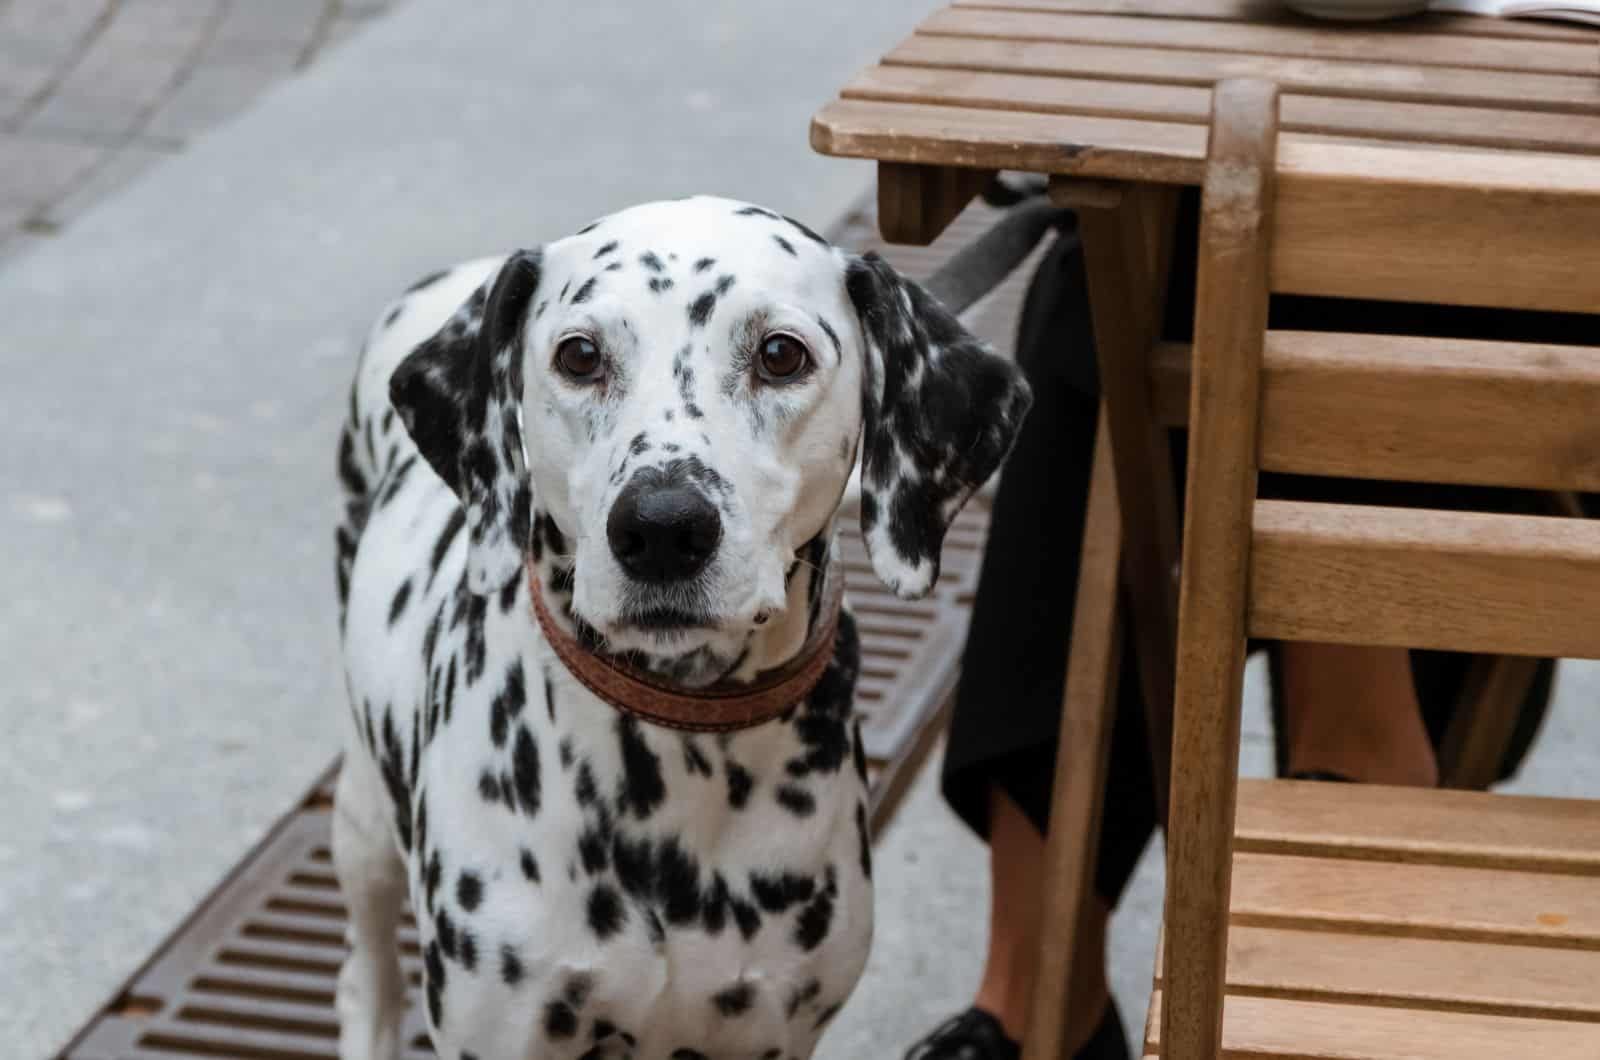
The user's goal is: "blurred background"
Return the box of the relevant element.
[5,2,1599,1057]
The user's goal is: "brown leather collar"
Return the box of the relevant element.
[527,562,844,733]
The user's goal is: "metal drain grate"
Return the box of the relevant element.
[58,506,992,1060]
[57,188,1046,1060]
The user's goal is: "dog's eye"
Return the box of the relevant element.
[756,334,811,384]
[554,336,603,383]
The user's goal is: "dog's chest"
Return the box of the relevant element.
[345,468,874,1057]
[413,696,874,1057]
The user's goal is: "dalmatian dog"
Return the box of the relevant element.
[333,196,1031,1060]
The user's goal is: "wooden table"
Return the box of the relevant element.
[811,3,1600,1057]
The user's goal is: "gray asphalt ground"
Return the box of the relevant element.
[5,1,1598,1056]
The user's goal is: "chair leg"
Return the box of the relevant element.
[1023,413,1125,1060]
[1434,488,1574,790]
[1438,654,1541,791]
[1160,79,1280,1060]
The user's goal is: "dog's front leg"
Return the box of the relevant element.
[332,752,409,1060]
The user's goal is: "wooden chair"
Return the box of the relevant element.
[1152,78,1600,1059]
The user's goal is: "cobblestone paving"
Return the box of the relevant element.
[0,0,397,258]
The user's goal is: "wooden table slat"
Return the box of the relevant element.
[953,0,1600,41]
[886,34,1600,114]
[844,64,1600,154]
[812,97,1210,183]
[924,7,1600,74]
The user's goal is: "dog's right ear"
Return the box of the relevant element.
[390,250,543,594]
[844,251,1032,600]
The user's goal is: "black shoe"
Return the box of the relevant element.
[903,1002,1129,1060]
[904,1008,1019,1060]
[1076,998,1131,1060]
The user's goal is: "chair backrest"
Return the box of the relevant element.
[1199,82,1600,659]
[1161,77,1600,1060]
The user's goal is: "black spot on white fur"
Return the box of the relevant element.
[614,716,665,820]
[457,870,483,912]
[587,883,626,940]
[512,725,541,816]
[406,268,451,293]
[712,981,754,1017]
[776,784,816,817]
[500,945,523,986]
[545,999,578,1039]
[726,761,753,809]
[687,291,716,327]
[388,578,412,626]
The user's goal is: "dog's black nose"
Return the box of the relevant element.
[607,477,722,582]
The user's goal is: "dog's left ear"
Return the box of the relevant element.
[845,251,1033,599]
[390,250,543,594]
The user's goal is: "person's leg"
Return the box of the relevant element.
[947,630,1151,1059]
[1280,642,1439,787]
[973,787,1112,1052]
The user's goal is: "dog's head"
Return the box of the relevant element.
[391,196,1030,671]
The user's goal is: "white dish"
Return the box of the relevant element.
[1281,0,1429,19]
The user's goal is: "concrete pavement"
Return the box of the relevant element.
[1,0,398,260]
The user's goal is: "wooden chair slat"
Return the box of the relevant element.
[1152,333,1600,493]
[845,64,1600,155]
[1256,330,1600,491]
[952,0,1600,40]
[1153,924,1600,1023]
[921,8,1599,75]
[1249,501,1600,658]
[1230,851,1600,947]
[884,35,1600,114]
[1274,142,1600,313]
[1234,779,1600,874]
[1143,991,1600,1058]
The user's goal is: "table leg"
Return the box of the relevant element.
[1075,185,1182,821]
[1023,412,1125,1060]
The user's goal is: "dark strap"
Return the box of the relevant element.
[527,563,843,733]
